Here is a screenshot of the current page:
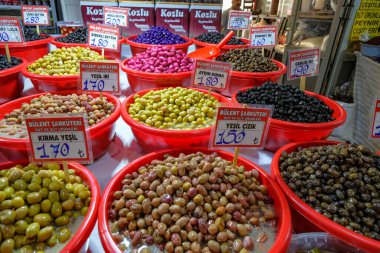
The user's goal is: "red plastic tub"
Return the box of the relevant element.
[193,37,250,54]
[21,56,115,92]
[0,159,100,252]
[121,88,231,151]
[0,35,51,62]
[0,91,121,161]
[124,35,193,57]
[99,148,292,253]
[121,58,192,92]
[51,36,123,59]
[221,59,287,97]
[271,141,380,253]
[0,56,27,104]
[232,88,347,151]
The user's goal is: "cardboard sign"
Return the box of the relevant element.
[288,49,320,80]
[104,6,129,27]
[250,25,277,47]
[25,114,92,163]
[21,5,49,26]
[79,60,120,94]
[350,1,380,41]
[371,99,380,138]
[192,59,231,91]
[228,10,251,30]
[88,23,120,51]
[211,106,272,148]
[0,17,24,42]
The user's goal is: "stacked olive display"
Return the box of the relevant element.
[0,162,91,252]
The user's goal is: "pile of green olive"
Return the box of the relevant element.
[128,87,219,130]
[27,47,103,76]
[0,163,91,252]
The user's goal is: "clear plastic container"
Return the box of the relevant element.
[287,232,366,253]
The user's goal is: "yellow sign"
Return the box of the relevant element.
[350,5,380,41]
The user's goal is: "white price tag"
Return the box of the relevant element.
[79,60,120,94]
[211,106,272,148]
[104,7,128,27]
[288,49,320,80]
[0,17,24,42]
[25,114,92,163]
[88,23,120,51]
[227,11,251,30]
[250,26,277,47]
[371,99,380,139]
[192,59,231,91]
[21,5,49,26]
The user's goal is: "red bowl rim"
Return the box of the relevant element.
[0,159,100,252]
[228,59,287,77]
[0,34,52,48]
[124,35,193,49]
[270,140,380,252]
[121,87,231,137]
[231,88,347,130]
[193,37,250,49]
[51,35,123,48]
[0,56,28,77]
[120,58,192,78]
[0,90,121,146]
[99,147,292,253]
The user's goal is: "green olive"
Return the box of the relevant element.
[28,204,41,217]
[37,226,54,242]
[26,192,42,204]
[20,245,34,253]
[26,222,40,238]
[51,202,63,218]
[15,206,28,220]
[0,209,16,224]
[41,199,52,213]
[33,213,53,227]
[0,238,14,253]
[47,232,58,247]
[12,196,25,208]
[58,227,71,243]
[13,234,26,248]
[1,224,15,239]
[15,220,28,235]
[55,215,70,226]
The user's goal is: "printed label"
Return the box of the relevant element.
[104,7,128,27]
[88,23,120,51]
[0,17,24,42]
[21,5,49,26]
[288,49,320,80]
[228,10,251,30]
[250,25,277,47]
[192,59,231,91]
[371,99,380,138]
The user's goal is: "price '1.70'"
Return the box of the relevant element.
[37,143,70,159]
[83,79,105,91]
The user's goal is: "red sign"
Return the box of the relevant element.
[250,25,277,48]
[288,49,320,80]
[79,60,120,94]
[104,7,129,27]
[0,17,24,42]
[25,115,92,163]
[87,23,120,51]
[371,100,380,138]
[192,59,231,91]
[189,4,222,38]
[21,5,50,26]
[211,106,272,148]
[155,3,190,37]
[118,2,155,36]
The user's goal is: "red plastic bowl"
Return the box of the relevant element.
[232,88,347,151]
[51,36,123,59]
[21,56,115,92]
[121,88,231,151]
[0,159,100,252]
[99,148,292,253]
[271,141,380,253]
[0,91,121,161]
[120,58,192,92]
[221,60,287,97]
[0,35,51,62]
[193,37,250,54]
[0,56,27,104]
[124,35,193,57]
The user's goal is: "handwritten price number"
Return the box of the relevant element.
[292,64,310,77]
[25,16,40,24]
[83,79,105,91]
[90,37,109,48]
[215,130,246,145]
[0,32,9,42]
[37,143,70,159]
[230,18,244,29]
[252,37,265,46]
[197,76,220,87]
[106,17,121,26]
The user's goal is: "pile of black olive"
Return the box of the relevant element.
[195,32,245,45]
[0,55,22,71]
[216,49,278,72]
[236,82,334,123]
[279,143,380,241]
[24,28,49,42]
[56,28,87,44]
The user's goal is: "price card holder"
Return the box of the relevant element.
[250,25,277,48]
[370,99,380,139]
[21,5,50,26]
[210,105,272,149]
[0,17,24,43]
[87,23,120,52]
[79,60,120,95]
[25,114,93,164]
[104,7,129,27]
[288,48,320,81]
[227,10,251,30]
[191,59,231,91]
